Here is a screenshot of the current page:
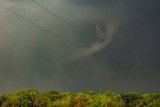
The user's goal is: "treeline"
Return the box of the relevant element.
[0,89,160,107]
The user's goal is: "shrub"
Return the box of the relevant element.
[121,92,142,106]
[0,89,160,107]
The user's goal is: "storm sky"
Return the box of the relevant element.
[0,0,160,93]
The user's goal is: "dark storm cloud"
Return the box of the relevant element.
[0,0,160,93]
[64,0,113,6]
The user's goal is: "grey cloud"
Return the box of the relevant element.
[0,0,160,93]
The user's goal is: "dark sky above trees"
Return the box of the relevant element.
[0,0,160,93]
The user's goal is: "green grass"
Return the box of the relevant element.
[0,89,160,107]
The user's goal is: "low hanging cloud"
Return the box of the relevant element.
[67,1,126,61]
[69,22,119,60]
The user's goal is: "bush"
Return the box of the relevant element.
[0,89,160,107]
[121,92,142,106]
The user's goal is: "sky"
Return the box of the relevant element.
[0,0,160,93]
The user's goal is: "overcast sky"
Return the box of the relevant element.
[0,0,160,93]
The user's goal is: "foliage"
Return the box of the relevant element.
[121,92,142,106]
[0,89,160,107]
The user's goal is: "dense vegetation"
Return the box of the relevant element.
[0,89,160,107]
